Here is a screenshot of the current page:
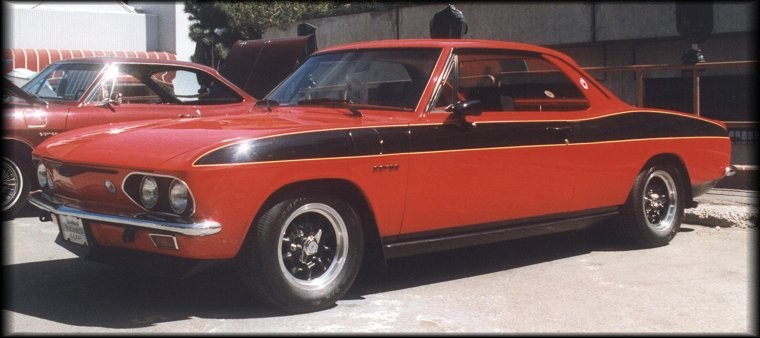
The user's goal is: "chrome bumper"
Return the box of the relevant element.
[725,165,737,177]
[28,192,221,236]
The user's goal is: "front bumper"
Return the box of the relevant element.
[28,191,221,236]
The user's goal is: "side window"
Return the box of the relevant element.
[92,66,162,104]
[92,66,242,105]
[114,73,161,104]
[433,50,590,112]
[156,70,240,104]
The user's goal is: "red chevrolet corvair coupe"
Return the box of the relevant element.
[29,39,733,313]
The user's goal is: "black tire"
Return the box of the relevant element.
[620,164,685,247]
[237,195,364,313]
[2,156,30,220]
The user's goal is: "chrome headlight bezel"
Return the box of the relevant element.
[123,172,195,217]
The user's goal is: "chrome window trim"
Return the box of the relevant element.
[425,51,456,113]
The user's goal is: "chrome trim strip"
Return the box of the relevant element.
[28,192,220,236]
[425,51,456,113]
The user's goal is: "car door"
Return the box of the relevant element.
[66,64,251,130]
[401,49,590,235]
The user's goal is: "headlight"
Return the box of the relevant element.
[125,173,194,216]
[36,163,48,188]
[169,180,189,214]
[140,176,159,209]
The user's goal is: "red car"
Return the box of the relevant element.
[29,39,733,313]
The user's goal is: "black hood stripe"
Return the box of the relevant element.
[194,111,727,166]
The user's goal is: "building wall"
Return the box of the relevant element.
[130,1,196,61]
[3,1,196,61]
[6,3,147,51]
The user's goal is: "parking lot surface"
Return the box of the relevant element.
[3,206,755,334]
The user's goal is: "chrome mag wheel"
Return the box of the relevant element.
[278,203,349,290]
[642,170,678,231]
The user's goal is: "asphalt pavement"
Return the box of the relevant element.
[2,188,756,334]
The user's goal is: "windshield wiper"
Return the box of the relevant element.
[254,99,279,112]
[296,98,363,117]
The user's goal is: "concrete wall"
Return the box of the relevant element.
[264,2,756,66]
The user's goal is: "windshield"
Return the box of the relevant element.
[266,48,441,110]
[22,63,103,102]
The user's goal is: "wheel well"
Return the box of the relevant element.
[640,154,693,203]
[255,179,386,267]
[3,139,34,159]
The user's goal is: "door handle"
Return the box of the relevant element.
[545,126,574,144]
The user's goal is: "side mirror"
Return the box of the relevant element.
[450,100,482,117]
[108,92,122,106]
[445,100,482,128]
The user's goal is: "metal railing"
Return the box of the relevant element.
[583,60,756,117]
[583,60,757,166]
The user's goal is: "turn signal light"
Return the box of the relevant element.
[149,233,178,250]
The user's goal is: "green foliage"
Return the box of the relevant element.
[184,1,411,66]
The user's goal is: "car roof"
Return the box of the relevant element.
[317,39,563,56]
[51,57,215,70]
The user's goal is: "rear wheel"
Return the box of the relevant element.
[2,156,29,220]
[237,195,364,313]
[621,165,685,247]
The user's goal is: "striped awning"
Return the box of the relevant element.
[2,48,177,74]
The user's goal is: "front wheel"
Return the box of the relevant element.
[237,195,364,313]
[2,157,29,220]
[620,165,685,247]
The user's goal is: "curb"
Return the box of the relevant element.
[684,189,758,229]
[684,204,757,229]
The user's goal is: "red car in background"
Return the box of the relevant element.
[2,58,257,219]
[29,39,733,313]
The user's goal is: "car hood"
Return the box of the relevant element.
[220,36,314,99]
[34,107,399,170]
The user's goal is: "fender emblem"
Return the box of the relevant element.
[373,164,400,172]
[104,180,117,193]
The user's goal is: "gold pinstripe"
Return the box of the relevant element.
[193,135,728,168]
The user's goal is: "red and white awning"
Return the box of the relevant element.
[2,48,177,74]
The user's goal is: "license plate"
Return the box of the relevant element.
[58,214,89,246]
